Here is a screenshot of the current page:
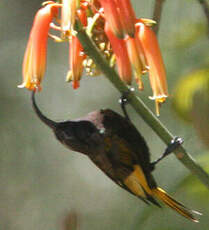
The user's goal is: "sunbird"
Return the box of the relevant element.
[31,91,200,222]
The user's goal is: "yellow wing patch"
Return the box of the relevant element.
[124,173,146,198]
[124,165,152,197]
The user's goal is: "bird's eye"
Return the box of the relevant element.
[99,128,106,134]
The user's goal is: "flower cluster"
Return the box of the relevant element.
[18,0,168,115]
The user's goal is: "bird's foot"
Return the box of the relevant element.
[119,88,135,121]
[150,137,184,171]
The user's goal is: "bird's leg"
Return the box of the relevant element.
[150,137,184,171]
[119,93,130,121]
[119,88,134,121]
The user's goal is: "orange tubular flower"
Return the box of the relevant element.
[116,0,136,37]
[136,22,168,116]
[67,35,86,89]
[100,0,136,38]
[66,8,87,89]
[61,0,78,37]
[18,2,60,91]
[125,36,147,90]
[99,0,124,38]
[105,22,132,84]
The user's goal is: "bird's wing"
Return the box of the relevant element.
[87,129,159,205]
[101,109,152,171]
[101,109,159,205]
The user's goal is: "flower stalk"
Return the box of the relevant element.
[152,0,166,35]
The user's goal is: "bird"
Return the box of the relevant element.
[31,91,200,222]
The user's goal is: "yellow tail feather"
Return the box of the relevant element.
[152,187,201,222]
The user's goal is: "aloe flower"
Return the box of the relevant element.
[125,36,146,90]
[105,22,132,84]
[99,0,124,38]
[67,35,86,89]
[100,0,136,38]
[61,0,78,37]
[66,8,87,89]
[18,2,60,91]
[136,22,168,115]
[116,0,136,37]
[18,0,169,115]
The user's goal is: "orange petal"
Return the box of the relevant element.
[115,0,136,37]
[105,22,132,84]
[136,22,168,115]
[68,35,85,88]
[67,8,87,89]
[61,0,77,37]
[18,3,60,91]
[99,0,124,38]
[125,36,144,90]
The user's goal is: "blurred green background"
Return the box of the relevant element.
[0,0,209,229]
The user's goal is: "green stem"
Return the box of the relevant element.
[74,20,209,189]
[152,0,166,35]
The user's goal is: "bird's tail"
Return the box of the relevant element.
[152,187,201,222]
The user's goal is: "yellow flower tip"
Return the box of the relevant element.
[42,1,55,6]
[17,83,25,89]
[142,67,149,74]
[149,94,168,102]
[48,33,64,42]
[66,70,73,82]
[61,30,71,40]
[149,95,168,116]
[142,65,150,73]
[135,78,144,91]
[139,18,157,27]
[18,81,42,92]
